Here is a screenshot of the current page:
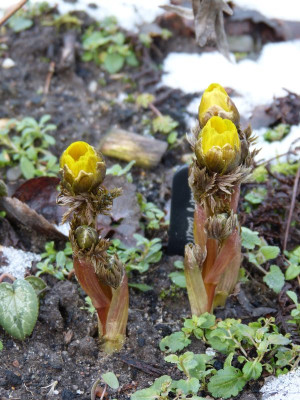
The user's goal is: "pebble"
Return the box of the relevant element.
[6,166,21,181]
[2,58,15,69]
[5,370,22,386]
[88,80,97,93]
[61,389,77,400]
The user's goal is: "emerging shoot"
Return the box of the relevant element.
[57,141,128,353]
[185,83,258,314]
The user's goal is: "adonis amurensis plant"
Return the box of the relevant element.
[185,83,259,314]
[57,141,128,354]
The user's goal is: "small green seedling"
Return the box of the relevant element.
[0,115,59,179]
[36,241,73,280]
[91,371,119,400]
[107,160,135,182]
[108,234,162,274]
[82,17,139,73]
[132,313,299,399]
[137,193,167,230]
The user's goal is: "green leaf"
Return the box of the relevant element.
[286,290,298,305]
[264,124,290,142]
[0,279,39,340]
[188,354,214,380]
[267,334,290,345]
[20,156,35,179]
[0,340,3,351]
[174,260,184,270]
[160,331,191,353]
[164,354,178,364]
[263,265,285,294]
[169,271,186,288]
[242,361,262,380]
[172,378,200,395]
[128,283,153,292]
[260,246,280,261]
[241,227,261,249]
[251,166,268,183]
[207,367,247,399]
[102,372,119,389]
[131,388,157,400]
[9,16,33,32]
[103,53,125,73]
[245,188,267,205]
[25,276,47,296]
[152,115,178,134]
[126,52,139,67]
[285,264,300,280]
[196,313,216,329]
[131,376,172,400]
[167,131,178,145]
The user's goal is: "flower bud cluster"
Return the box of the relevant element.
[58,141,124,290]
[196,83,241,175]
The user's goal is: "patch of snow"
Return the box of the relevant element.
[0,0,170,32]
[0,245,41,279]
[233,0,300,21]
[162,40,300,112]
[54,222,70,236]
[261,368,300,400]
[254,124,300,162]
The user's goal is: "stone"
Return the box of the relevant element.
[99,128,168,168]
[2,58,15,69]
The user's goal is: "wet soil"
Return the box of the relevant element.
[0,8,299,400]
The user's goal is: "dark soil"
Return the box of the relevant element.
[0,7,299,400]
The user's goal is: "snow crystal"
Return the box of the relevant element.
[234,0,300,22]
[0,245,41,279]
[261,368,300,400]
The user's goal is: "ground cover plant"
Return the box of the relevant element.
[0,2,299,400]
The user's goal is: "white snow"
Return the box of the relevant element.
[162,40,300,109]
[255,124,300,162]
[54,222,70,237]
[0,245,41,279]
[163,40,300,159]
[261,368,300,400]
[0,0,170,32]
[233,0,300,21]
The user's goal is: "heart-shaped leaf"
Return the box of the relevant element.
[0,279,39,340]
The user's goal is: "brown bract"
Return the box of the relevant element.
[57,185,122,225]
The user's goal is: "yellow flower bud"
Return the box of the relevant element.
[60,141,106,194]
[198,83,239,128]
[195,116,241,173]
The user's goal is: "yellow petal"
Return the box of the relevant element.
[60,141,98,178]
[60,141,106,193]
[199,83,230,118]
[201,116,240,155]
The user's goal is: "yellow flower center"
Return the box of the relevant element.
[199,83,230,118]
[201,116,240,155]
[60,141,98,178]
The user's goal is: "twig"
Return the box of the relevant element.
[0,0,28,27]
[100,384,107,400]
[90,378,101,400]
[44,61,55,95]
[255,150,297,166]
[118,356,165,376]
[283,166,300,251]
[148,103,162,117]
[0,272,16,282]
